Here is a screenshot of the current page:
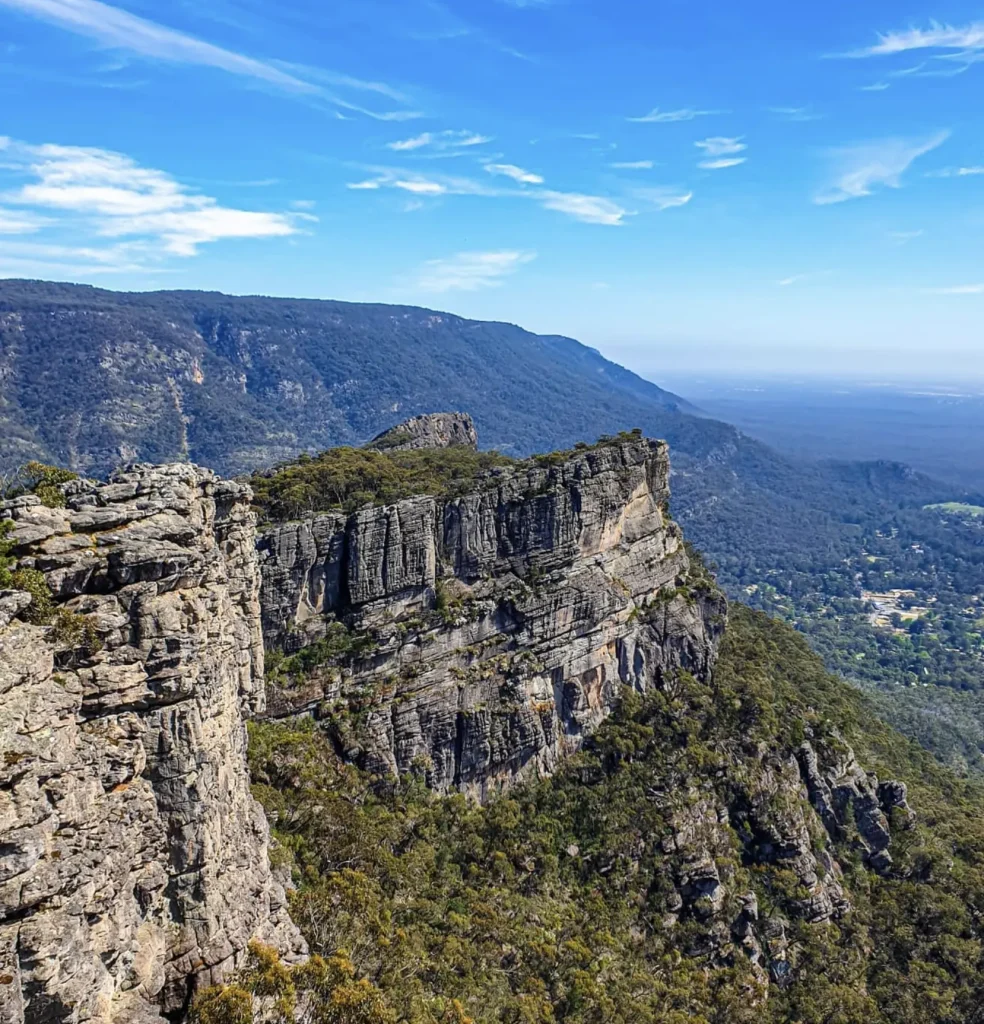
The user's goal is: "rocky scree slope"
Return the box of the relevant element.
[0,465,303,1024]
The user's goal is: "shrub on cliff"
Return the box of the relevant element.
[251,446,514,522]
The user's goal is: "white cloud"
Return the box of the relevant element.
[889,229,924,244]
[537,191,628,225]
[0,0,417,119]
[927,165,984,178]
[860,82,891,91]
[695,136,746,157]
[628,107,719,123]
[388,133,433,151]
[610,160,653,169]
[925,283,984,295]
[415,249,535,292]
[814,132,948,204]
[346,167,495,197]
[1,137,303,258]
[290,199,316,210]
[770,106,823,122]
[484,162,543,184]
[845,21,984,58]
[630,187,693,210]
[387,130,491,152]
[392,179,446,194]
[699,157,746,170]
[0,207,46,233]
[347,167,689,227]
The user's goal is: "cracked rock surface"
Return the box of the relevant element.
[0,464,304,1024]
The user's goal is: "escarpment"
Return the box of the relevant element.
[0,465,304,1024]
[0,427,925,1021]
[255,435,726,796]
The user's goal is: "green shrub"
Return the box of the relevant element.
[48,608,102,659]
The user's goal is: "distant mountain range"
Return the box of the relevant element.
[0,278,970,589]
[0,278,702,476]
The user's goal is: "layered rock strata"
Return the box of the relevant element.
[0,465,303,1024]
[256,436,726,797]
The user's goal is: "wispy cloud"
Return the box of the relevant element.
[630,187,693,210]
[888,229,923,245]
[0,0,418,119]
[860,82,891,91]
[0,239,149,276]
[770,106,823,122]
[695,137,746,156]
[927,165,984,178]
[346,164,692,227]
[844,21,984,58]
[925,283,984,295]
[538,191,627,225]
[699,157,746,170]
[0,207,47,233]
[778,270,834,286]
[484,163,544,184]
[415,249,535,292]
[345,166,495,197]
[627,107,720,123]
[814,132,948,205]
[1,136,305,260]
[610,160,654,170]
[695,137,746,170]
[387,130,491,152]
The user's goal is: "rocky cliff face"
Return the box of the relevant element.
[256,436,726,797]
[0,465,303,1024]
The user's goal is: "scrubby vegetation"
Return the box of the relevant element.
[0,460,77,507]
[196,607,984,1022]
[250,430,655,523]
[251,447,515,522]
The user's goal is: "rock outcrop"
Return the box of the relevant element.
[368,412,478,452]
[0,465,304,1024]
[256,435,726,797]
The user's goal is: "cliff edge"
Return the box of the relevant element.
[0,465,304,1024]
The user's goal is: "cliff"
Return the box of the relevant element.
[0,433,928,1022]
[0,466,303,1024]
[255,435,726,797]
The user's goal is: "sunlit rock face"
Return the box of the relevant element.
[0,465,304,1024]
[257,436,726,798]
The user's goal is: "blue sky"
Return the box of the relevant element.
[1,0,984,377]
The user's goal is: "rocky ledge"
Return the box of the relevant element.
[368,411,478,451]
[0,465,304,1024]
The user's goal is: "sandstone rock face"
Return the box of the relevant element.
[368,412,478,452]
[257,437,726,797]
[0,465,304,1024]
